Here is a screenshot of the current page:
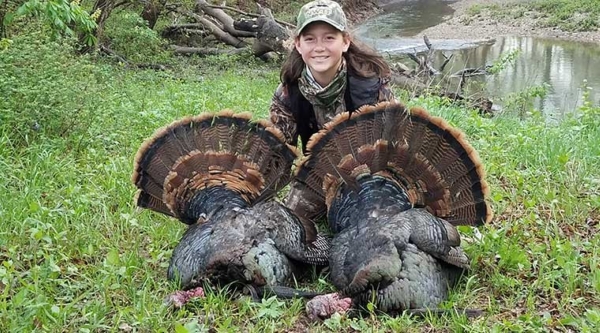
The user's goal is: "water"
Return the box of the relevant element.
[358,0,456,38]
[355,0,600,115]
[439,37,600,117]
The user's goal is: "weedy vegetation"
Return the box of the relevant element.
[469,0,600,32]
[1,5,600,333]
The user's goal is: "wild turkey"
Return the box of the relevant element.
[131,111,330,294]
[295,101,493,316]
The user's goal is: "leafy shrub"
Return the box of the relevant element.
[501,83,550,118]
[3,0,97,44]
[0,30,109,147]
[104,10,171,64]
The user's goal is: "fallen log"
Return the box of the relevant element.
[162,24,210,38]
[181,9,247,48]
[251,4,290,56]
[234,18,260,33]
[170,45,248,56]
[204,3,295,28]
[230,5,290,56]
[196,0,256,38]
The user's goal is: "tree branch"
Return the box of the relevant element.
[197,0,256,38]
[182,9,247,48]
[204,3,295,28]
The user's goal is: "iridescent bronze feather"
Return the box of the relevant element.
[132,111,329,290]
[296,101,492,314]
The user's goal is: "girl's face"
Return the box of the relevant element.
[295,22,350,86]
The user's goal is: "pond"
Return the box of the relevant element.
[355,0,600,117]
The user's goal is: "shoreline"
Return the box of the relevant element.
[415,0,600,43]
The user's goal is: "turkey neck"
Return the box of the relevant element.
[181,186,249,223]
[327,175,412,233]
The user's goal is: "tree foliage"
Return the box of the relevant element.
[2,0,97,45]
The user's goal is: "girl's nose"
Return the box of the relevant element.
[314,41,326,52]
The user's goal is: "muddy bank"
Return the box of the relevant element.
[416,0,600,43]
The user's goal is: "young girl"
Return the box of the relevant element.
[269,0,396,220]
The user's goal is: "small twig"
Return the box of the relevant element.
[439,53,454,72]
[423,35,433,50]
[100,45,128,64]
[458,71,467,92]
[407,53,421,66]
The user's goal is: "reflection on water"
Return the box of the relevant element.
[355,0,600,115]
[356,0,456,38]
[436,37,600,117]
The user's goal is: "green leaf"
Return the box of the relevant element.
[106,248,120,266]
[558,153,569,165]
[3,13,15,25]
[366,302,375,313]
[30,228,43,241]
[174,323,189,333]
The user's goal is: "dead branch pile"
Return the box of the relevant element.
[163,0,292,59]
[390,35,495,115]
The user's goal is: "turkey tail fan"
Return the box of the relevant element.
[132,110,300,225]
[295,101,493,226]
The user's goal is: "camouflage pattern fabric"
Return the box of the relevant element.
[298,61,348,126]
[296,0,348,33]
[269,75,396,146]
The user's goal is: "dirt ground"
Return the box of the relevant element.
[416,0,600,43]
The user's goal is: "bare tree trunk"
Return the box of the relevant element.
[80,0,117,53]
[0,0,14,38]
[0,14,5,38]
[92,0,116,42]
[141,0,167,29]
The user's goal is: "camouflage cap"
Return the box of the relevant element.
[296,0,347,34]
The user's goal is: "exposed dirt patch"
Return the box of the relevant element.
[416,0,600,43]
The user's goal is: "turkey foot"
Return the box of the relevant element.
[305,293,352,320]
[165,286,205,308]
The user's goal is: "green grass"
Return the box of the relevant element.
[2,28,600,331]
[469,0,600,32]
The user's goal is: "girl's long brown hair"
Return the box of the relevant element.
[280,33,391,86]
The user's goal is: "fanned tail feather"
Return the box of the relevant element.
[295,102,493,226]
[132,110,299,224]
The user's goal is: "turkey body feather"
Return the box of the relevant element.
[132,111,329,290]
[296,102,492,312]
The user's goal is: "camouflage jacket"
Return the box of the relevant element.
[269,74,395,150]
